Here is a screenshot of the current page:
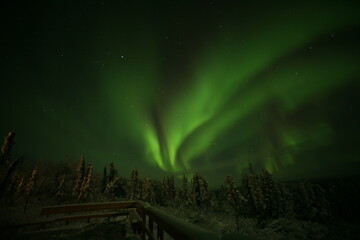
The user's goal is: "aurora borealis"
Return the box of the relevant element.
[1,1,360,186]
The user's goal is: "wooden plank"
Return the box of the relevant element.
[41,201,137,216]
[4,219,57,229]
[55,212,128,222]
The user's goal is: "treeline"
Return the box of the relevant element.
[1,132,359,229]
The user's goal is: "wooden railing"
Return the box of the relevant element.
[135,201,219,240]
[28,201,220,240]
[41,201,135,217]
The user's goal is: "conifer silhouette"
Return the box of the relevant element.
[129,169,139,200]
[24,166,38,213]
[72,155,86,198]
[78,164,93,201]
[1,132,15,161]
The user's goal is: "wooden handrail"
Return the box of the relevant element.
[41,201,137,216]
[36,201,220,240]
[135,201,220,240]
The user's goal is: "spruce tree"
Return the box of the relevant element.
[78,164,93,201]
[109,162,117,183]
[129,169,139,200]
[241,163,266,227]
[182,173,189,205]
[72,155,86,198]
[1,132,15,161]
[224,175,246,231]
[260,169,281,218]
[191,173,208,208]
[55,174,67,199]
[16,176,24,195]
[102,166,107,193]
[168,175,176,200]
[24,166,38,213]
[140,177,155,204]
[0,157,21,199]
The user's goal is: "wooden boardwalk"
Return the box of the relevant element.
[7,201,221,240]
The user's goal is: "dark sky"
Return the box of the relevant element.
[1,1,360,187]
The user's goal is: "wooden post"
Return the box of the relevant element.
[149,218,153,235]
[141,213,146,240]
[157,224,164,240]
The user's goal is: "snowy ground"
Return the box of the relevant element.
[159,206,360,240]
[1,200,359,240]
[2,215,142,240]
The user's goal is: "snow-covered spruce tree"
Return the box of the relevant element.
[24,166,38,213]
[154,180,166,205]
[210,186,226,215]
[72,155,86,199]
[181,173,189,206]
[311,183,332,222]
[191,173,201,208]
[168,175,176,202]
[16,176,25,195]
[5,173,20,203]
[140,177,156,204]
[199,174,209,208]
[55,174,67,201]
[161,175,176,206]
[278,182,294,218]
[224,175,247,232]
[0,132,15,162]
[108,162,117,183]
[161,176,169,205]
[0,157,21,199]
[128,169,139,200]
[293,181,331,222]
[191,173,209,209]
[104,176,125,199]
[78,164,93,202]
[260,169,282,218]
[241,163,266,227]
[102,166,107,193]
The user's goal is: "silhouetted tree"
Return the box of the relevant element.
[108,162,117,182]
[78,164,93,201]
[260,169,282,218]
[24,166,38,213]
[168,175,176,200]
[72,155,86,198]
[224,175,247,231]
[128,169,139,200]
[102,166,107,193]
[1,132,15,162]
[181,173,189,206]
[0,157,21,199]
[16,176,24,195]
[191,173,209,209]
[140,177,156,204]
[55,174,67,200]
[241,163,266,227]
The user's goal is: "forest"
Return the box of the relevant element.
[1,132,360,240]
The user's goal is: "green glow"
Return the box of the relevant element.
[100,1,360,176]
[4,1,360,186]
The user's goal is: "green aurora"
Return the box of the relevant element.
[1,1,360,186]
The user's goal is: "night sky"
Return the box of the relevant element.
[1,1,360,187]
